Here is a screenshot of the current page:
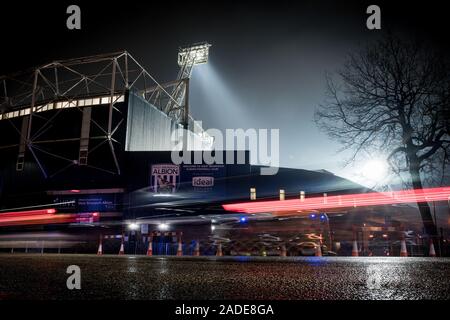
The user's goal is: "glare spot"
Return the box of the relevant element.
[362,159,387,182]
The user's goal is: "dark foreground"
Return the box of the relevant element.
[0,254,449,300]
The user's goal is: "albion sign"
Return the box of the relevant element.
[151,164,180,193]
[152,166,179,176]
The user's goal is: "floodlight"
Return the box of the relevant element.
[178,42,211,67]
[128,223,139,230]
[158,223,169,231]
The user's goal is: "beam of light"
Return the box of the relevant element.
[191,63,251,130]
[0,209,99,227]
[222,187,450,214]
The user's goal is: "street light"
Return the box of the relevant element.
[320,212,332,251]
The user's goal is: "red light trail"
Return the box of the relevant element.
[0,208,100,227]
[222,187,450,214]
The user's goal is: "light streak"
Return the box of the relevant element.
[222,187,450,214]
[0,209,100,227]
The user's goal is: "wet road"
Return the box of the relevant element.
[0,254,449,300]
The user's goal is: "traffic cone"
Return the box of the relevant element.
[315,244,322,257]
[352,239,359,257]
[119,242,125,255]
[400,236,408,257]
[280,244,287,257]
[176,237,183,256]
[146,236,153,256]
[97,235,103,255]
[118,233,125,255]
[193,240,200,256]
[216,243,223,256]
[429,239,436,257]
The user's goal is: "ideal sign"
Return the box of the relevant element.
[192,176,214,187]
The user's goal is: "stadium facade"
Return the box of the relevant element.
[0,48,430,256]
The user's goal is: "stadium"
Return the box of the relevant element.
[0,44,444,257]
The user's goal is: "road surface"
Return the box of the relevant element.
[0,254,449,300]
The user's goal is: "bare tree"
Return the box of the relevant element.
[315,34,450,249]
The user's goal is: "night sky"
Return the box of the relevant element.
[1,0,448,186]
